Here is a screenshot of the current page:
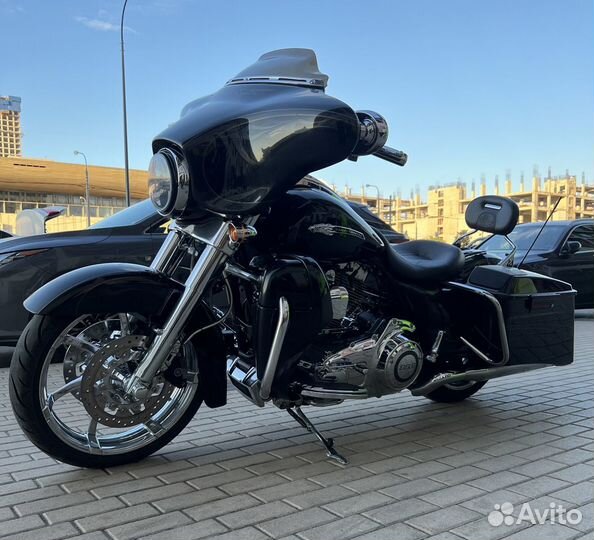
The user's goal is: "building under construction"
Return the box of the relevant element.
[339,171,594,242]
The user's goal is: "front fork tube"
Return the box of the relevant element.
[125,221,233,398]
[150,226,184,272]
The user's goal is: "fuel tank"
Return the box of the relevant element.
[255,187,386,262]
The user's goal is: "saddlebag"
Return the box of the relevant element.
[467,265,576,366]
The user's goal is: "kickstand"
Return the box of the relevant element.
[287,407,348,465]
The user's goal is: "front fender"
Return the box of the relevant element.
[24,262,183,318]
[24,262,227,409]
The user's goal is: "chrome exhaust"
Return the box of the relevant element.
[410,363,554,396]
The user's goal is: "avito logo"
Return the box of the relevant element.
[488,501,582,527]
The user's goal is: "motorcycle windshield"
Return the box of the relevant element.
[224,48,329,89]
[153,49,359,217]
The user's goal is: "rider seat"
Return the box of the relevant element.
[387,240,465,282]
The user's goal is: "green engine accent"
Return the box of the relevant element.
[398,319,416,333]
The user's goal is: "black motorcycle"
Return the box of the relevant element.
[9,49,576,467]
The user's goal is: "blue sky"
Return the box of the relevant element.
[1,0,593,196]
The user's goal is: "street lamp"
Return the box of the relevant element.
[74,150,91,227]
[366,184,380,217]
[121,0,131,207]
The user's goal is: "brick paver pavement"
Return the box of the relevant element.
[0,317,592,539]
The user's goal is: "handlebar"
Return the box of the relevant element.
[374,146,408,167]
[352,110,408,167]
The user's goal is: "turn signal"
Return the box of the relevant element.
[228,224,257,244]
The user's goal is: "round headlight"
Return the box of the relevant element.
[148,150,176,215]
[148,148,189,217]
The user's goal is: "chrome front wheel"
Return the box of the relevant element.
[10,313,203,467]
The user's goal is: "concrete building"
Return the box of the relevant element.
[0,96,22,158]
[339,173,594,242]
[0,156,147,234]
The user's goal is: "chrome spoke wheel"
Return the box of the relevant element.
[38,314,198,456]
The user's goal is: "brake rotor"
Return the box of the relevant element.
[80,335,174,428]
[63,318,123,401]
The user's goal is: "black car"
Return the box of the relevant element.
[0,200,169,346]
[472,219,594,308]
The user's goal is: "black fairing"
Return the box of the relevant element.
[254,188,385,262]
[153,84,359,217]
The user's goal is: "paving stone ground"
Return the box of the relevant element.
[0,316,592,540]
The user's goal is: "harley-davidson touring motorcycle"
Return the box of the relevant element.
[9,49,575,467]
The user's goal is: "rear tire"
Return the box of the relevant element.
[10,314,204,468]
[424,380,487,403]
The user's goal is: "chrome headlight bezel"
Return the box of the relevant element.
[148,148,189,217]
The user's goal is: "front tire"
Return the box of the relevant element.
[10,314,204,468]
[424,380,487,403]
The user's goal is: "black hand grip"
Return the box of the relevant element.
[374,146,408,166]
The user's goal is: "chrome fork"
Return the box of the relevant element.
[125,220,235,399]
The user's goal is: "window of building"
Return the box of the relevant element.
[5,202,18,213]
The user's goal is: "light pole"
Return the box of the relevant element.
[74,150,91,227]
[366,184,380,217]
[121,0,131,207]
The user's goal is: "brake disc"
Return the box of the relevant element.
[63,318,123,401]
[80,335,174,428]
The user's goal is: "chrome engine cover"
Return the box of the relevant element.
[330,286,349,319]
[316,319,423,398]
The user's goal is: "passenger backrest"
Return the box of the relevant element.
[465,196,519,235]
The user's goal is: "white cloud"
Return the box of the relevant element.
[75,16,136,33]
[1,0,25,14]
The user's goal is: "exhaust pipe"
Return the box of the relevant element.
[410,363,553,396]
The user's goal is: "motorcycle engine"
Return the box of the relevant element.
[309,262,423,398]
[315,318,423,398]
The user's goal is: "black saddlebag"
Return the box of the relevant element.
[467,265,575,366]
